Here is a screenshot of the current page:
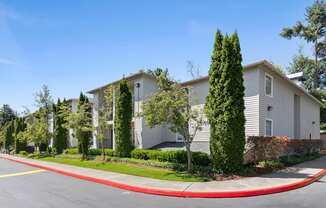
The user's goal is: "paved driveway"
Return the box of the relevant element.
[0,158,325,208]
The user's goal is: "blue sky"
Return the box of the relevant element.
[0,0,315,112]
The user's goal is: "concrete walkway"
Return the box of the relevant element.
[1,154,325,197]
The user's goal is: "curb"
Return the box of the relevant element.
[2,156,326,198]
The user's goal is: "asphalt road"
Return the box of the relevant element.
[0,158,325,208]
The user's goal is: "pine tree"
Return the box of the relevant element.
[114,78,133,157]
[205,32,246,172]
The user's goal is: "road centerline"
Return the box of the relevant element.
[0,169,46,179]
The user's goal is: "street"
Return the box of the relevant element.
[0,158,325,208]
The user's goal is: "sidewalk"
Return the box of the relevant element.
[1,154,325,198]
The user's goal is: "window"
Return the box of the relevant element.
[265,74,273,97]
[265,119,273,136]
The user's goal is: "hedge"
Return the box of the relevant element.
[63,148,115,157]
[62,148,210,166]
[130,149,210,166]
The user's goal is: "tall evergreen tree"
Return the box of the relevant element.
[114,78,133,157]
[205,30,224,159]
[4,121,14,152]
[14,117,27,153]
[76,93,92,157]
[53,99,68,154]
[205,31,246,172]
[0,104,16,128]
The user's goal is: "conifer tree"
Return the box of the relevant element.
[3,120,14,153]
[205,30,224,159]
[14,117,27,153]
[53,99,68,154]
[205,31,246,172]
[76,93,92,158]
[114,78,133,157]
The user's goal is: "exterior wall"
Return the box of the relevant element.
[68,99,78,148]
[259,68,295,137]
[89,66,321,152]
[187,68,261,142]
[243,69,260,136]
[321,132,326,149]
[300,95,320,139]
[139,76,175,149]
[258,67,320,139]
[91,75,175,150]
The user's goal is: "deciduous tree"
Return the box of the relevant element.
[142,70,204,172]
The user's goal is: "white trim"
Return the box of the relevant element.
[265,73,273,97]
[265,118,273,136]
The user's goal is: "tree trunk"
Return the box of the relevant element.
[80,139,86,160]
[314,38,319,90]
[185,143,193,173]
[101,140,105,161]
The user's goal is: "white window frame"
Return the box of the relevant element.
[265,118,273,136]
[265,73,273,97]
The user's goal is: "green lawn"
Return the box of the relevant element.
[39,157,208,182]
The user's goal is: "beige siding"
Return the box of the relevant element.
[244,95,260,136]
[258,66,320,139]
[140,76,175,149]
[187,68,261,141]
[300,95,320,139]
[243,69,260,136]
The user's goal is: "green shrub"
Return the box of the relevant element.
[279,153,320,166]
[131,149,151,160]
[258,160,284,170]
[64,148,115,157]
[63,148,79,154]
[130,149,210,166]
[18,150,28,156]
[104,149,115,157]
[102,156,211,175]
[27,152,52,159]
[88,149,101,155]
[89,148,115,156]
[192,152,211,166]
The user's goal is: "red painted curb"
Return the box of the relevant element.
[2,156,326,198]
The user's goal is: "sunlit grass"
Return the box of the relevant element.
[39,157,208,182]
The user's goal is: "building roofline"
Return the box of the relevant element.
[87,71,155,94]
[180,60,267,86]
[181,60,323,106]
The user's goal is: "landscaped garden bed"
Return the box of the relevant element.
[17,148,322,182]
